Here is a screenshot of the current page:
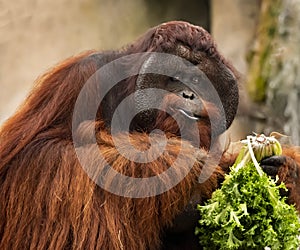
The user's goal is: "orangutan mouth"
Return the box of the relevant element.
[178,108,202,121]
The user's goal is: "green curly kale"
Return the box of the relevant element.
[196,135,300,250]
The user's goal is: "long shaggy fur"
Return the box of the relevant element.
[0,21,300,250]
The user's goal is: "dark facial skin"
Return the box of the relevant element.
[131,53,238,137]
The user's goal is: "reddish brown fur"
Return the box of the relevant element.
[0,21,300,250]
[279,147,300,211]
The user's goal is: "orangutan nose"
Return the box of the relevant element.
[181,90,195,100]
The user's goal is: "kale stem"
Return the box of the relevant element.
[234,150,250,172]
[246,136,264,176]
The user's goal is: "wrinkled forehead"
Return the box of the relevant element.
[174,44,213,65]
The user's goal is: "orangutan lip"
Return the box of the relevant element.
[178,109,200,121]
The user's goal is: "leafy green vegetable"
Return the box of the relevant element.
[196,134,300,249]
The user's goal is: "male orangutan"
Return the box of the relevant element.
[0,21,299,250]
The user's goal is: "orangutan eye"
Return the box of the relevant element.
[170,75,181,82]
[192,76,199,84]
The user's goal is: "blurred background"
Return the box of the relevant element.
[1,0,299,144]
